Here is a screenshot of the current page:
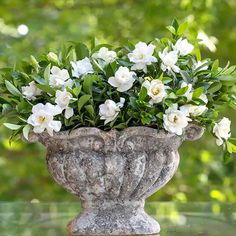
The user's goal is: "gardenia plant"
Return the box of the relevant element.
[0,20,236,161]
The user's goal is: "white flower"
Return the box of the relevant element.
[193,60,209,71]
[47,52,58,63]
[159,48,180,74]
[95,47,117,64]
[55,90,74,119]
[173,38,194,56]
[163,104,191,135]
[22,81,42,101]
[180,82,208,104]
[128,42,157,72]
[197,31,218,52]
[99,98,125,125]
[27,103,62,136]
[199,94,208,104]
[108,66,136,92]
[49,66,70,88]
[213,117,231,146]
[142,79,168,104]
[180,104,207,117]
[64,79,74,89]
[71,57,94,78]
[180,82,193,101]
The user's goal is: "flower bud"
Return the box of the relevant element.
[30,55,39,72]
[144,76,152,81]
[47,52,58,63]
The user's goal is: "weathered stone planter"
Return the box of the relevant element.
[29,125,204,235]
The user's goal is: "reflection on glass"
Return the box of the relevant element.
[0,202,235,236]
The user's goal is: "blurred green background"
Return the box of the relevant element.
[0,0,235,202]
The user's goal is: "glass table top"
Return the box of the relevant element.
[0,202,235,236]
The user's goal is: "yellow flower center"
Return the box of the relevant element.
[38,116,46,123]
[173,115,178,123]
[139,53,144,59]
[152,87,160,95]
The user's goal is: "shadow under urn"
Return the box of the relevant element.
[29,125,204,235]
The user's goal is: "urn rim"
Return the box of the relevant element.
[27,123,204,143]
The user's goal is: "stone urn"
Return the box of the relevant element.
[28,125,204,235]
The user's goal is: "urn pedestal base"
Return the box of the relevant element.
[67,201,160,236]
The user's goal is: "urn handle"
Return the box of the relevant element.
[26,132,51,147]
[184,124,205,141]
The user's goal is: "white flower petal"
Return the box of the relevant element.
[108,76,119,87]
[108,66,136,92]
[65,107,74,119]
[213,117,231,143]
[46,127,54,136]
[216,138,223,146]
[32,103,44,113]
[49,120,62,132]
[33,126,45,134]
[51,66,60,75]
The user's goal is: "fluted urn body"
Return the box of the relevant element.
[29,125,203,235]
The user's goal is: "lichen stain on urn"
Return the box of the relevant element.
[28,125,204,235]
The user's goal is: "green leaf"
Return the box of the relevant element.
[83,75,97,95]
[91,43,112,54]
[78,95,91,112]
[166,26,176,35]
[112,123,127,129]
[5,80,21,96]
[211,59,219,75]
[141,112,152,125]
[83,75,99,95]
[33,75,46,85]
[180,71,191,82]
[195,44,201,61]
[91,58,105,73]
[164,99,174,107]
[83,78,93,95]
[193,62,209,74]
[167,92,178,99]
[35,84,55,95]
[139,86,147,101]
[208,82,222,93]
[30,55,39,72]
[0,96,11,104]
[221,66,236,75]
[193,87,205,99]
[105,63,115,78]
[72,86,82,97]
[90,37,97,50]
[117,59,133,67]
[177,22,188,35]
[156,112,163,119]
[85,105,95,118]
[4,123,22,130]
[226,141,236,154]
[161,77,173,84]
[23,124,31,140]
[171,18,179,31]
[218,75,236,82]
[124,40,135,51]
[223,150,231,164]
[44,64,51,82]
[129,97,137,108]
[75,43,89,59]
[2,104,12,114]
[176,86,188,95]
